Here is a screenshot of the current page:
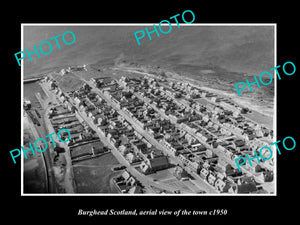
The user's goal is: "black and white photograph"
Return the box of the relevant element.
[22,24,275,195]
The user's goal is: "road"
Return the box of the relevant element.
[37,80,76,193]
[26,85,63,193]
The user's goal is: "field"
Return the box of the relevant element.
[72,153,122,193]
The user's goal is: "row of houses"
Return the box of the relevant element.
[118,77,272,193]
[112,170,144,194]
[46,78,112,163]
[167,79,273,142]
[71,81,171,174]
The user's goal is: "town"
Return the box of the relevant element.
[23,64,275,194]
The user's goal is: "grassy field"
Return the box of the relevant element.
[72,153,121,193]
[147,167,176,181]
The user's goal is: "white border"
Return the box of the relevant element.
[21,23,277,196]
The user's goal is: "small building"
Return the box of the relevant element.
[23,100,31,110]
[200,168,209,179]
[237,182,257,193]
[214,178,233,192]
[173,166,189,180]
[207,173,217,186]
[206,149,216,158]
[140,155,170,174]
[217,160,233,175]
[263,170,273,182]
[125,152,137,164]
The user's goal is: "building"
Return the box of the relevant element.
[214,178,231,192]
[174,166,189,180]
[200,168,209,179]
[140,155,169,174]
[23,100,31,110]
[217,160,234,175]
[207,173,217,186]
[125,152,138,164]
[237,182,257,193]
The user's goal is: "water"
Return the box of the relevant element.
[23,26,274,78]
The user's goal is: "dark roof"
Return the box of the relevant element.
[150,156,169,168]
[54,146,65,153]
[240,176,255,184]
[237,182,257,193]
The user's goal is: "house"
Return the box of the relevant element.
[125,152,137,164]
[217,144,227,152]
[91,141,106,155]
[202,161,210,169]
[249,164,263,173]
[215,178,226,192]
[133,141,147,153]
[245,133,256,141]
[174,166,189,180]
[200,168,209,179]
[149,156,169,171]
[234,139,245,148]
[217,160,233,175]
[140,155,169,174]
[121,171,131,181]
[211,97,221,103]
[215,179,235,194]
[140,161,151,174]
[185,133,198,145]
[263,171,273,182]
[126,176,136,186]
[224,149,233,158]
[149,149,163,159]
[191,143,206,152]
[54,146,65,154]
[178,154,189,165]
[207,173,217,186]
[206,149,216,158]
[238,145,249,152]
[118,144,129,155]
